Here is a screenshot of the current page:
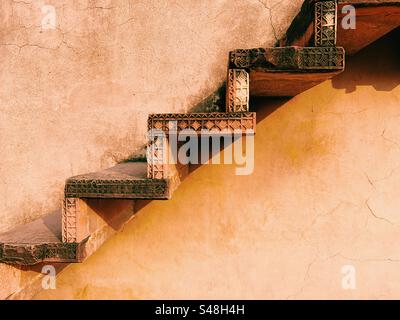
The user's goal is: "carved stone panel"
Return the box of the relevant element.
[229,48,265,69]
[0,243,79,265]
[62,198,90,244]
[299,47,344,69]
[147,134,168,179]
[148,112,256,134]
[229,47,344,71]
[62,198,78,243]
[315,1,337,46]
[226,69,249,113]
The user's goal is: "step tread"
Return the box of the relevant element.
[65,162,172,199]
[0,199,138,265]
[0,212,61,245]
[67,162,148,182]
[228,47,344,96]
[0,212,81,265]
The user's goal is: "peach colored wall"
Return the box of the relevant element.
[33,30,400,299]
[0,0,304,299]
[0,0,303,233]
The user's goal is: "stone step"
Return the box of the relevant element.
[228,46,345,97]
[279,0,400,55]
[0,212,80,265]
[65,162,174,200]
[147,112,256,179]
[62,161,189,244]
[0,198,138,265]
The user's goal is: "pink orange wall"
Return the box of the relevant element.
[0,0,304,299]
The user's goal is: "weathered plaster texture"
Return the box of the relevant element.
[0,0,303,234]
[34,30,400,300]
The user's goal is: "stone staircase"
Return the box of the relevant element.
[1,0,399,266]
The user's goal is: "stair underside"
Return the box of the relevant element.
[337,2,400,55]
[279,0,400,55]
[229,46,345,96]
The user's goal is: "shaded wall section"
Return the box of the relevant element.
[0,0,303,233]
[35,30,400,299]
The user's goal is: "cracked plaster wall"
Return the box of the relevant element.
[0,0,303,234]
[33,30,400,299]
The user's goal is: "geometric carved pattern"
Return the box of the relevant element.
[229,47,344,71]
[147,134,168,179]
[148,112,256,134]
[229,48,265,69]
[226,69,249,112]
[62,198,78,243]
[0,242,79,265]
[315,1,337,47]
[299,46,344,69]
[64,179,169,199]
[42,243,78,261]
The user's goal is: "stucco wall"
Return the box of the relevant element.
[0,0,303,234]
[33,30,400,299]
